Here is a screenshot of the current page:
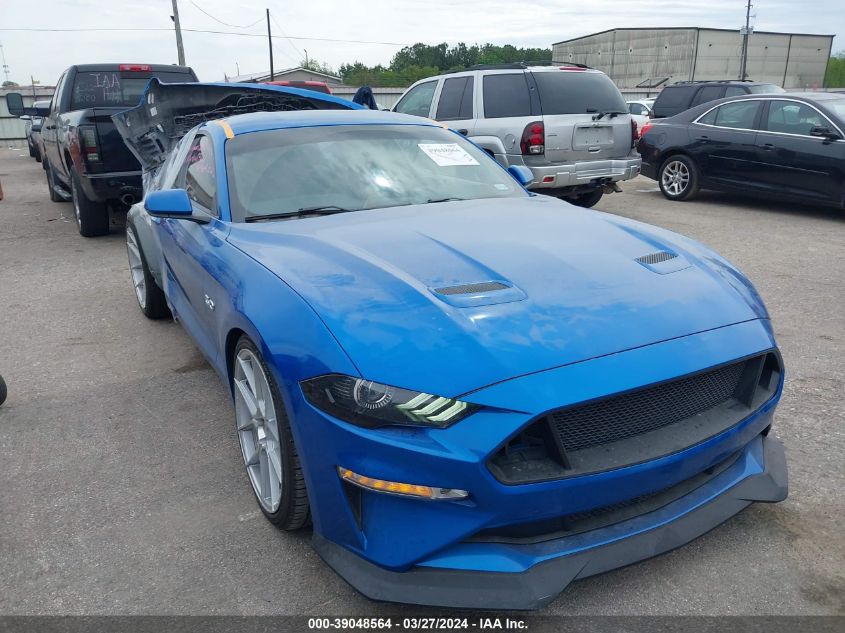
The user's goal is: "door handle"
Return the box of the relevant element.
[696,135,709,142]
[761,143,775,151]
[456,129,468,136]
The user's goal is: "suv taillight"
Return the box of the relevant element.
[520,121,545,155]
[79,125,100,163]
[631,119,639,147]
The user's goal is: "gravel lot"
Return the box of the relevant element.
[0,149,842,616]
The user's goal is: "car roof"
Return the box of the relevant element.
[220,109,440,136]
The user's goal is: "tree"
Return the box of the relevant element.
[2,80,19,88]
[339,42,553,87]
[300,58,337,77]
[825,51,845,88]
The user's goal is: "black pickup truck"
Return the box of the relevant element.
[8,64,198,236]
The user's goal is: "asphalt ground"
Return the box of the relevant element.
[0,149,843,616]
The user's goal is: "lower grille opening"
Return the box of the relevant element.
[488,352,781,484]
[471,450,742,545]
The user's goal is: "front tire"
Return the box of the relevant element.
[125,222,170,319]
[232,336,310,531]
[658,155,700,201]
[71,169,109,237]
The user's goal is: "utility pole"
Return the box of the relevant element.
[266,9,275,81]
[171,0,186,66]
[739,0,753,80]
[0,42,11,84]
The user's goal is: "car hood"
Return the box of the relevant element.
[227,196,767,397]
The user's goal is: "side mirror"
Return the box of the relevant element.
[507,165,534,186]
[809,126,841,141]
[6,93,50,117]
[144,189,208,222]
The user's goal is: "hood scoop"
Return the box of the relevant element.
[635,250,691,275]
[431,281,526,308]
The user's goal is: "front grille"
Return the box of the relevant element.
[434,281,508,295]
[488,352,781,484]
[550,361,745,453]
[636,251,677,265]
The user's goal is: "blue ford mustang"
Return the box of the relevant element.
[115,81,787,610]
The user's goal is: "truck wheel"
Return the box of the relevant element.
[45,160,63,203]
[71,169,109,237]
[126,222,170,319]
[0,374,6,406]
[570,189,604,208]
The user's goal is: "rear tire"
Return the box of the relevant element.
[569,189,604,208]
[233,336,311,531]
[0,374,6,406]
[71,169,109,237]
[44,160,63,203]
[125,222,170,319]
[658,155,700,201]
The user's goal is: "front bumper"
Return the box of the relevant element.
[314,434,786,609]
[279,320,786,609]
[523,156,641,191]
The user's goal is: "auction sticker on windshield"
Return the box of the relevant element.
[419,143,479,167]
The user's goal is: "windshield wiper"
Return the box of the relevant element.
[426,197,465,204]
[588,109,627,120]
[244,206,351,222]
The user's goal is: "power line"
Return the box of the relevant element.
[269,11,305,62]
[0,27,406,46]
[188,0,264,29]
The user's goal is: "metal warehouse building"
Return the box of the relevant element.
[552,28,834,89]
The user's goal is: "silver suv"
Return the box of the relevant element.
[393,63,641,207]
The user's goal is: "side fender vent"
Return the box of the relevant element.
[434,281,509,296]
[635,251,677,265]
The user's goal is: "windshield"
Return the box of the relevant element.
[70,70,194,109]
[748,84,786,94]
[533,71,627,115]
[225,124,527,222]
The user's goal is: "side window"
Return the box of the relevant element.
[394,81,437,117]
[183,135,217,214]
[712,101,760,129]
[628,103,646,115]
[51,73,67,113]
[765,100,829,136]
[482,74,531,118]
[435,76,474,120]
[724,86,746,98]
[697,107,718,125]
[691,86,724,107]
[654,85,697,108]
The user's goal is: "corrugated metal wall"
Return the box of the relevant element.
[553,28,833,89]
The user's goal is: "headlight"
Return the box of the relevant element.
[300,374,479,428]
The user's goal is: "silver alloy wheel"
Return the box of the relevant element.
[234,348,283,513]
[661,160,690,196]
[125,228,146,309]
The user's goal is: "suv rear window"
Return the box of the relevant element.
[655,85,697,108]
[70,70,194,109]
[532,71,626,115]
[483,74,531,118]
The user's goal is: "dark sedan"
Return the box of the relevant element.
[638,93,845,208]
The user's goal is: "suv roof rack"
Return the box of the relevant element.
[672,79,756,84]
[444,61,589,74]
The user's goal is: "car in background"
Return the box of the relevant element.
[652,80,785,119]
[264,80,332,94]
[638,92,845,207]
[6,64,199,237]
[393,63,641,208]
[113,80,787,610]
[24,100,51,164]
[627,99,654,128]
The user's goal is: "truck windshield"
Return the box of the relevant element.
[225,124,526,222]
[70,71,194,109]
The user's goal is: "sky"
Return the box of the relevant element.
[0,0,841,85]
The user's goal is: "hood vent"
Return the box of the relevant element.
[635,251,677,265]
[434,281,509,296]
